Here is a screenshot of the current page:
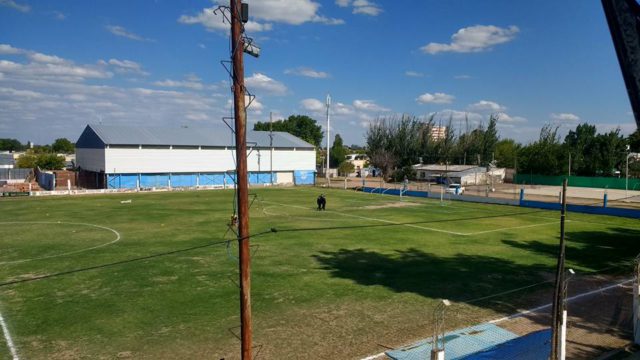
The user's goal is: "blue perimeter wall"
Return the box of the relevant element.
[360,186,640,219]
[107,171,315,189]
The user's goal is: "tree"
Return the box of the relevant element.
[517,125,563,175]
[337,161,355,176]
[494,139,521,169]
[15,151,65,170]
[52,138,75,154]
[253,115,323,147]
[0,138,24,152]
[482,115,499,165]
[628,129,640,152]
[330,134,347,168]
[563,123,597,176]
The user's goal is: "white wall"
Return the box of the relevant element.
[102,147,315,174]
[76,148,105,172]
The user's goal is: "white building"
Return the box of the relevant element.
[413,164,505,186]
[75,124,316,189]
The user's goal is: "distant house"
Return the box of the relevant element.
[75,124,317,189]
[413,164,505,185]
[345,153,368,176]
[0,153,15,169]
[430,126,447,141]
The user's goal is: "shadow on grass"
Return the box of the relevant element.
[312,248,550,311]
[503,227,640,273]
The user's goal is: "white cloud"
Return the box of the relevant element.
[245,73,287,95]
[0,44,23,55]
[353,99,389,112]
[421,25,519,54]
[416,92,455,104]
[178,0,343,32]
[454,74,471,80]
[336,0,382,16]
[334,102,354,115]
[0,59,111,81]
[178,7,272,33]
[198,43,206,49]
[105,25,155,42]
[153,79,204,90]
[405,71,424,78]
[551,113,580,121]
[101,58,149,75]
[468,100,506,113]
[0,0,30,12]
[352,0,382,16]
[52,11,66,20]
[300,98,324,112]
[284,67,329,78]
[28,52,67,64]
[494,112,526,123]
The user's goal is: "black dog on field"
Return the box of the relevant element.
[317,194,326,211]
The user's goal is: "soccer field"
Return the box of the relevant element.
[0,187,639,359]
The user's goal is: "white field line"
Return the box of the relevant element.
[359,278,634,360]
[465,221,559,235]
[264,201,560,236]
[0,221,121,265]
[0,308,19,360]
[263,201,468,236]
[488,278,634,324]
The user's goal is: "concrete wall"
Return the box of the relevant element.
[101,147,315,174]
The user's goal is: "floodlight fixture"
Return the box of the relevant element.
[243,40,260,58]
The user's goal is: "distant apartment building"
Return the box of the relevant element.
[430,126,447,141]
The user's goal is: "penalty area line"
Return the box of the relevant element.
[0,307,19,360]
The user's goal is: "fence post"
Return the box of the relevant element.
[519,188,525,205]
[603,192,608,208]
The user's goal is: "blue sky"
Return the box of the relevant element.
[0,0,636,146]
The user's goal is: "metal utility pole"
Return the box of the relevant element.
[551,178,568,360]
[568,153,572,177]
[326,94,331,184]
[270,111,274,186]
[230,0,252,358]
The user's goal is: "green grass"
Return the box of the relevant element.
[0,187,639,359]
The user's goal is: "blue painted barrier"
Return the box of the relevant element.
[359,187,640,219]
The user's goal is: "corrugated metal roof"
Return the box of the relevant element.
[0,153,15,166]
[84,124,315,149]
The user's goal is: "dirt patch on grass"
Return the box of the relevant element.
[359,201,421,210]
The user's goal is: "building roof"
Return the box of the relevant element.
[76,124,315,149]
[0,153,15,166]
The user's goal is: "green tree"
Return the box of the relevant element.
[330,134,347,168]
[482,115,499,165]
[52,138,75,154]
[337,160,355,176]
[628,129,640,152]
[517,125,563,175]
[494,139,521,169]
[0,138,24,152]
[563,123,597,175]
[16,151,65,170]
[253,115,323,147]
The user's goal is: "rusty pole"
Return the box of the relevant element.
[230,0,252,358]
[550,178,568,359]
